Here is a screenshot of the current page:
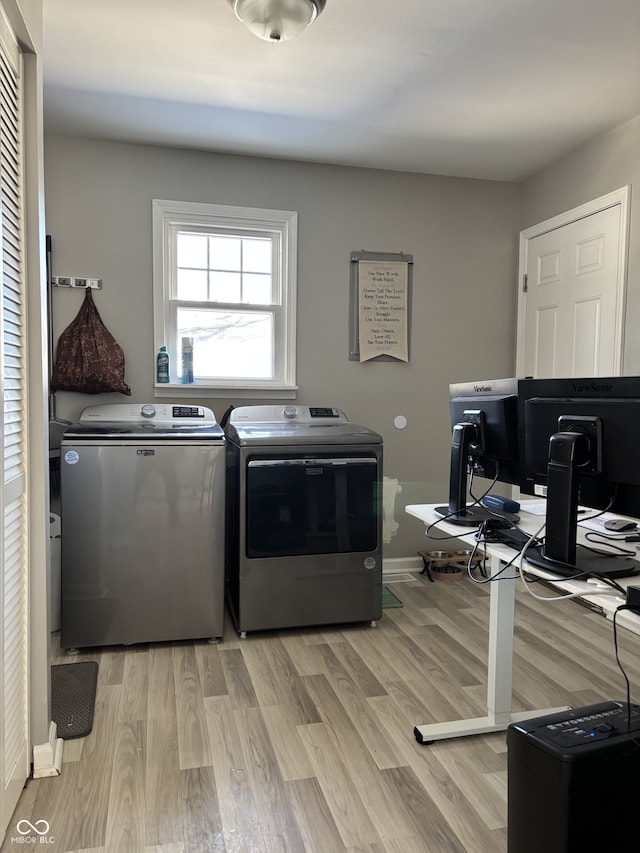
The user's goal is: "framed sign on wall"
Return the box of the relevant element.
[348,250,413,362]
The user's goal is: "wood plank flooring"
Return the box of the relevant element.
[4,573,640,852]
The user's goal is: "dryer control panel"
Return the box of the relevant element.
[230,405,347,424]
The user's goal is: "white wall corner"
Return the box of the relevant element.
[32,722,63,779]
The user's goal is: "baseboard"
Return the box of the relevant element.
[32,721,63,779]
[383,556,423,575]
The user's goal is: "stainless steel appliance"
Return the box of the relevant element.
[225,405,383,636]
[60,403,225,648]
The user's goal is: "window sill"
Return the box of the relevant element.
[154,383,297,400]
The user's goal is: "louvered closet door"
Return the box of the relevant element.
[0,8,28,837]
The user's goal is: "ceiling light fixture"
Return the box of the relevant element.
[228,0,326,43]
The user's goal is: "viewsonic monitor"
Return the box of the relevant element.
[519,376,640,578]
[435,378,522,526]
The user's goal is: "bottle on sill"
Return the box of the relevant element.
[181,337,194,384]
[156,345,170,384]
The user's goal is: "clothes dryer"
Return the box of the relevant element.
[225,405,383,636]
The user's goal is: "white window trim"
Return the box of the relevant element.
[152,199,298,398]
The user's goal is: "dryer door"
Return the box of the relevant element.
[246,456,379,557]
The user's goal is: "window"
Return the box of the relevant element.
[153,200,297,396]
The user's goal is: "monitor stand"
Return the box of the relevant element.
[525,544,640,579]
[527,430,640,580]
[438,421,519,526]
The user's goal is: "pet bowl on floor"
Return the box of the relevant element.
[430,563,464,582]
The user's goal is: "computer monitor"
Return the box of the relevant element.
[519,376,640,578]
[435,378,522,526]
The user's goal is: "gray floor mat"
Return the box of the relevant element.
[51,661,98,739]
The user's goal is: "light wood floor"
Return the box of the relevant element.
[5,572,640,853]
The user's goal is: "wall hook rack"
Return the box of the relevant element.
[51,275,102,290]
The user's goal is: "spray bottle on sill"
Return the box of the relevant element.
[181,337,194,384]
[156,345,170,383]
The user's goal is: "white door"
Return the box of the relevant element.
[516,188,629,379]
[0,8,29,837]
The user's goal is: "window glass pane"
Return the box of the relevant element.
[178,309,273,379]
[242,273,272,304]
[177,233,208,269]
[177,268,208,300]
[209,236,241,271]
[210,271,241,302]
[242,238,272,274]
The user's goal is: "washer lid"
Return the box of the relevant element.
[227,423,382,446]
[62,402,224,439]
[226,406,381,445]
[229,405,349,425]
[62,422,225,440]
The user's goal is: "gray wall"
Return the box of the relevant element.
[521,114,640,373]
[44,135,521,558]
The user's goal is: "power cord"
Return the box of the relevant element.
[612,601,640,731]
[574,492,616,524]
[465,528,519,583]
[468,466,519,524]
[583,531,637,557]
[514,519,628,602]
[424,466,501,540]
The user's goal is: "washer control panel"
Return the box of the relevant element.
[172,406,206,419]
[78,403,216,425]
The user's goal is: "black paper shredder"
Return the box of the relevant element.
[507,701,640,853]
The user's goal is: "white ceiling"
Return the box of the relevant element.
[42,0,640,182]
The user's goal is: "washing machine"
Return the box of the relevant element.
[60,402,225,648]
[225,405,383,636]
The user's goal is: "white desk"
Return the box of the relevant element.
[406,502,640,744]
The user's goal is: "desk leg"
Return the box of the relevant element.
[414,553,568,744]
[486,552,515,724]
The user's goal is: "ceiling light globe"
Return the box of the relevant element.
[230,0,326,43]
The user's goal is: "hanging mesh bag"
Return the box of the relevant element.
[51,289,131,395]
